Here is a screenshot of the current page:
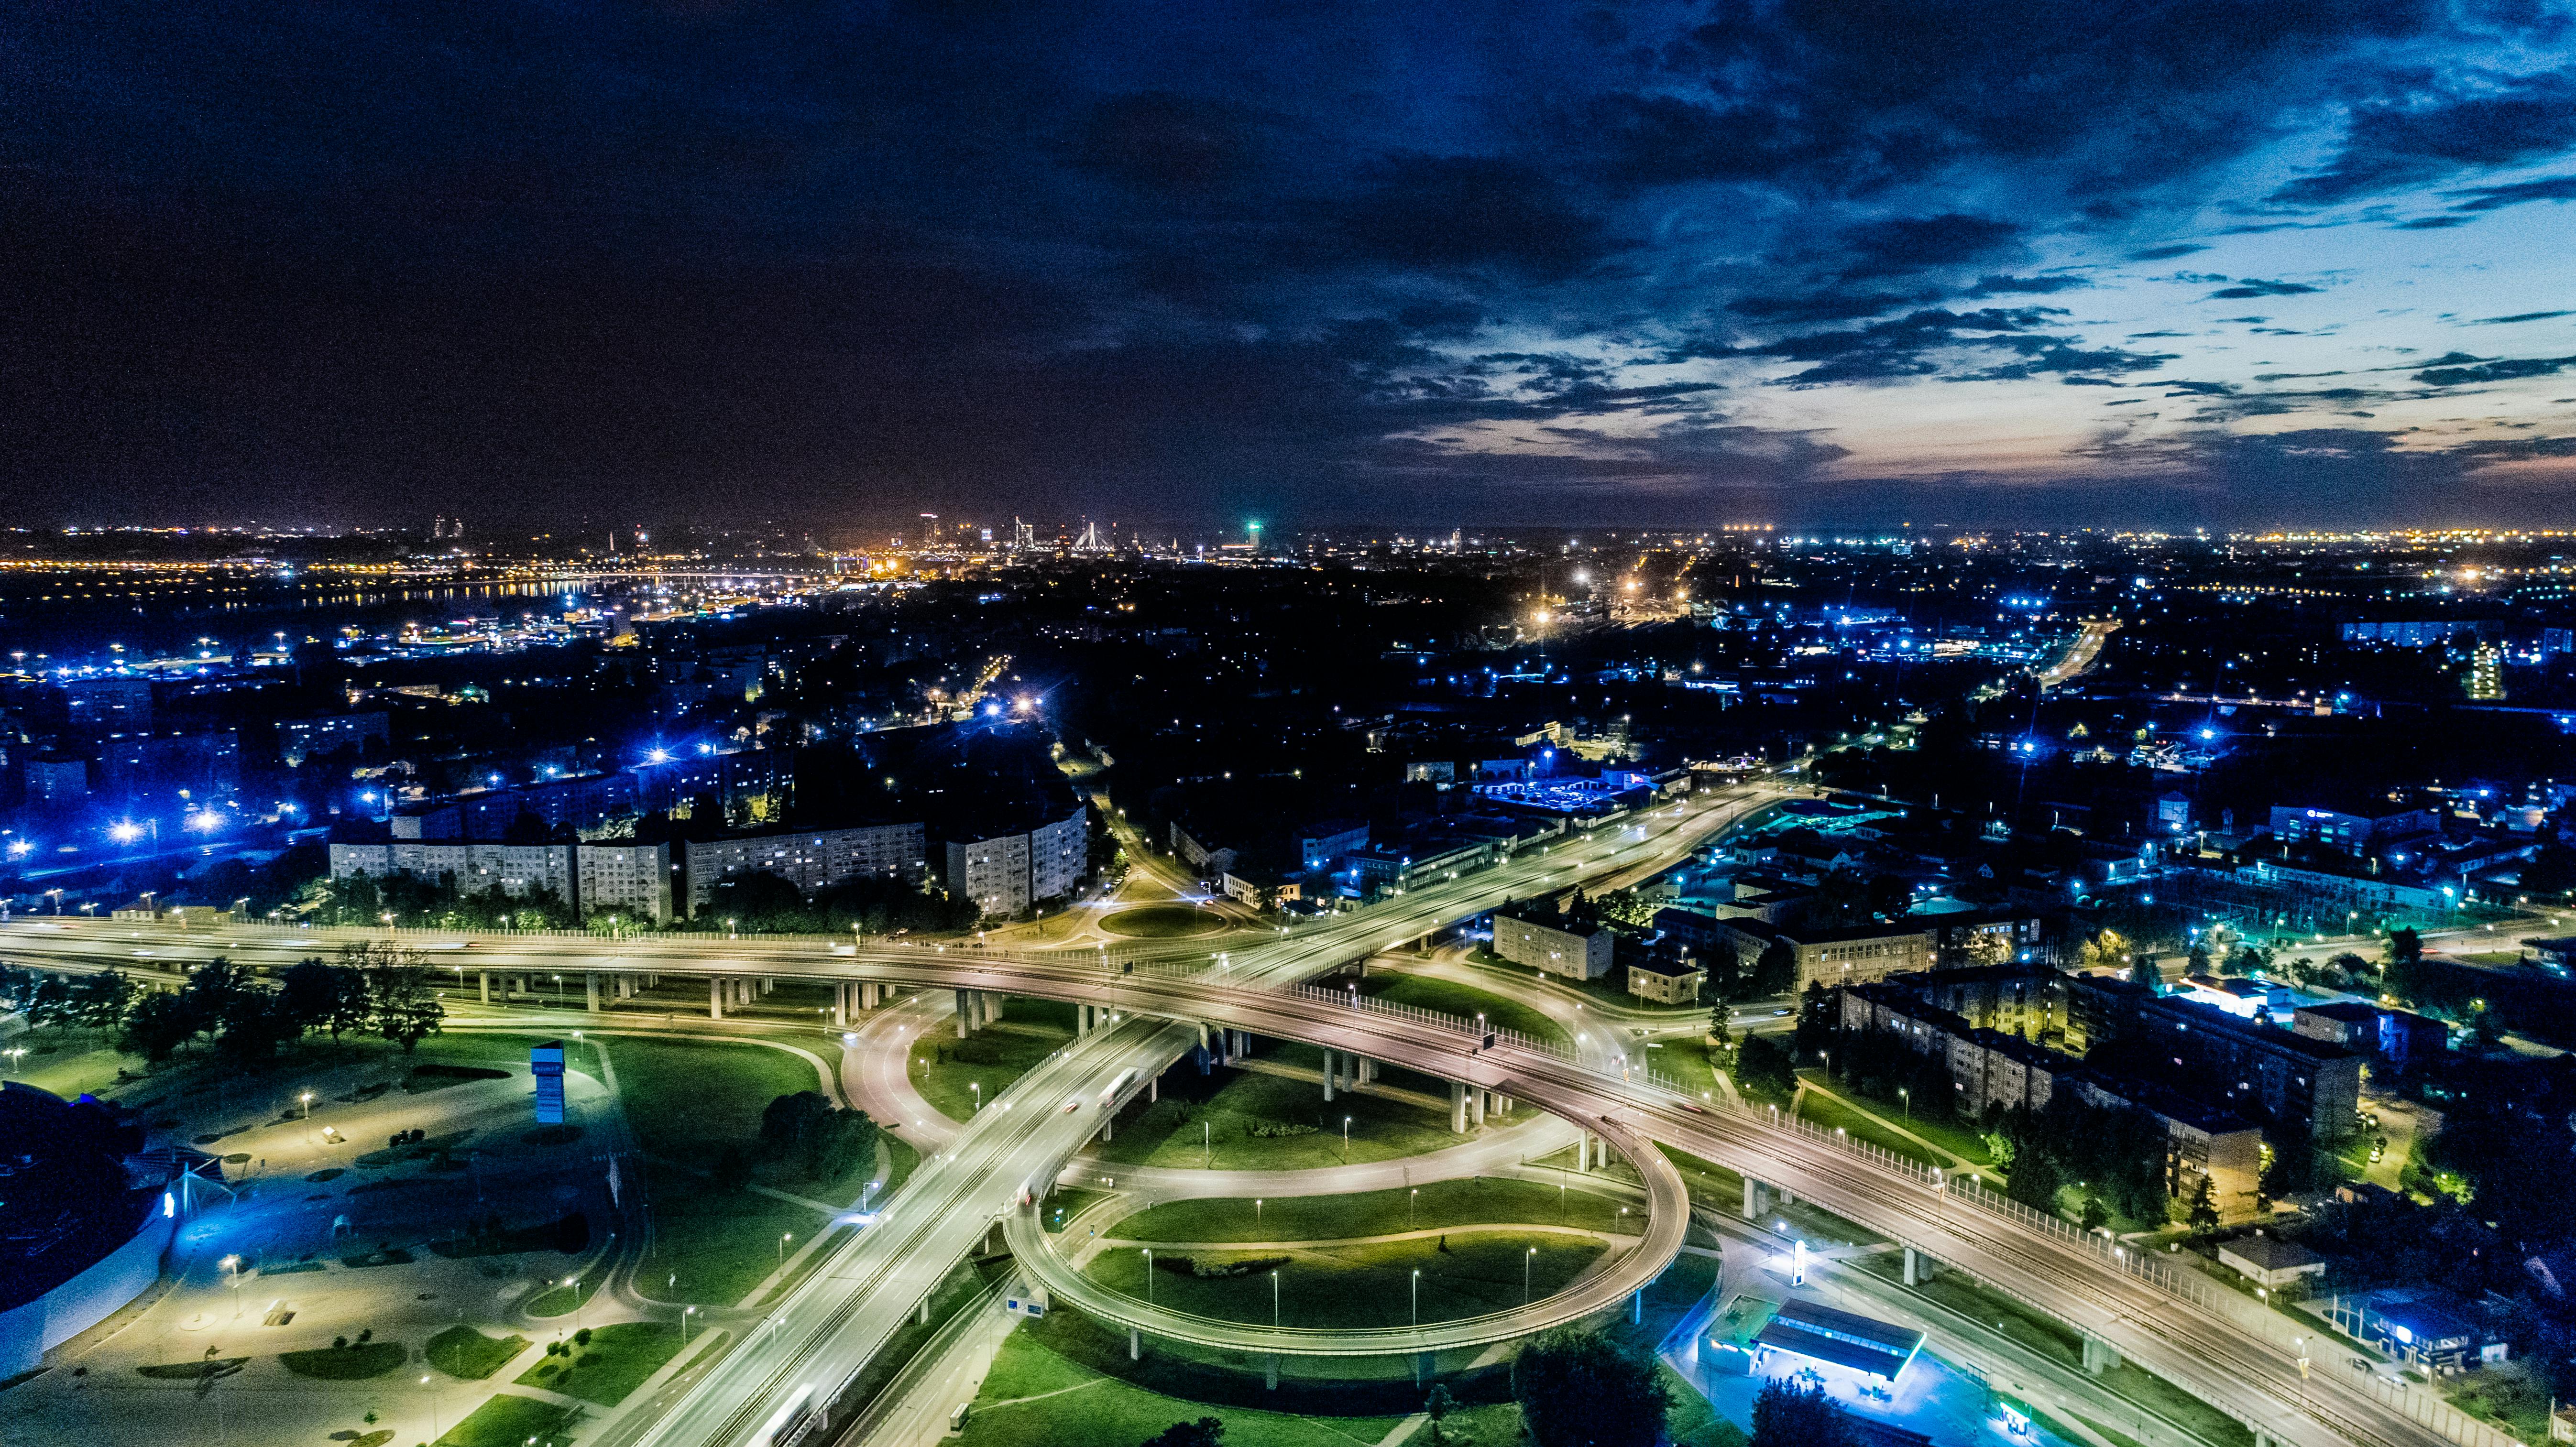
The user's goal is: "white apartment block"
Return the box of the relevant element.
[682,823,926,916]
[944,807,1088,919]
[578,840,674,925]
[330,840,578,905]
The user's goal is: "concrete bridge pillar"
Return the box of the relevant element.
[1470,1088,1486,1128]
[1744,1178,1761,1219]
[1148,1074,1158,1103]
[1129,1327,1140,1361]
[1450,1081,1470,1134]
[479,971,490,1004]
[584,973,600,1012]
[1078,1005,1092,1037]
[831,983,846,1027]
[954,990,972,1038]
[709,977,724,1020]
[2081,1333,2120,1374]
[918,1297,930,1326]
[761,976,775,996]
[1265,1355,1278,1391]
[1903,1246,1920,1285]
[1322,1050,1337,1102]
[1413,1352,1431,1387]
[860,981,880,1010]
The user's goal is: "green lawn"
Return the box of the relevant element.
[1100,905,1230,938]
[1639,1036,1725,1102]
[1111,1177,1640,1243]
[1359,972,1568,1046]
[424,1325,527,1380]
[957,1332,1406,1447]
[1791,1084,1941,1168]
[1088,1067,1470,1171]
[434,1393,582,1447]
[1044,1186,1114,1232]
[278,1341,407,1380]
[909,1022,1074,1122]
[1082,1231,1606,1329]
[513,1322,685,1406]
[1458,947,1697,1018]
[635,1160,833,1308]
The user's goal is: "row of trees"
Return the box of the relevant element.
[1,942,445,1065]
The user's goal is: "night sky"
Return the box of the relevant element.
[8,0,2576,530]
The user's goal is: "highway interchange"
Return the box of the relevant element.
[0,782,2467,1447]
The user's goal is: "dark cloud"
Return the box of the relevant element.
[0,0,2567,527]
[2414,354,2576,385]
[1838,214,2022,277]
[1964,274,2089,296]
[2204,279,2324,299]
[2464,310,2576,325]
[1333,155,1619,278]
[2271,75,2576,206]
[2444,173,2576,211]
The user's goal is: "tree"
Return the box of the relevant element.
[1423,1384,1457,1446]
[1512,1327,1670,1447]
[215,990,295,1064]
[1751,1376,1856,1447]
[365,962,445,1053]
[70,970,138,1034]
[2185,1175,2221,1233]
[1751,942,1798,997]
[713,1144,754,1191]
[2078,928,2132,974]
[121,991,200,1062]
[1138,1419,1224,1447]
[1735,1036,1799,1106]
[277,959,353,1039]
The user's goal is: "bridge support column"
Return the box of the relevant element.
[918,1297,930,1326]
[1099,1114,1112,1143]
[709,978,723,1021]
[1265,1355,1278,1391]
[761,976,775,996]
[1322,1051,1336,1102]
[830,983,846,1027]
[955,990,972,1038]
[1148,1075,1158,1103]
[479,971,490,1004]
[584,973,599,1012]
[1450,1081,1469,1134]
[2081,1333,2120,1374]
[1743,1178,1762,1220]
[1414,1352,1431,1387]
[1633,1289,1643,1324]
[862,981,881,1010]
[1470,1088,1486,1127]
[1903,1246,1919,1286]
[1129,1327,1141,1361]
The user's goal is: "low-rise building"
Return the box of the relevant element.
[1714,918,1935,990]
[2216,1234,2327,1292]
[1493,903,1614,981]
[1622,953,1703,1006]
[2268,803,2440,856]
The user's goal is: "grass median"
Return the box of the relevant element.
[1089,1067,1472,1171]
[1111,1176,1641,1243]
[1082,1230,1608,1330]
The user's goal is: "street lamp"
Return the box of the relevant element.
[1526,1246,1537,1304]
[420,1374,438,1441]
[1410,1188,1418,1229]
[1254,1198,1262,1232]
[1898,1087,1909,1119]
[1342,1115,1351,1163]
[1272,1270,1281,1329]
[1143,1249,1154,1306]
[1412,1268,1421,1328]
[564,1275,584,1330]
[299,1090,314,1120]
[220,1254,243,1317]
[970,1082,981,1114]
[682,1305,701,1344]
[778,1233,792,1270]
